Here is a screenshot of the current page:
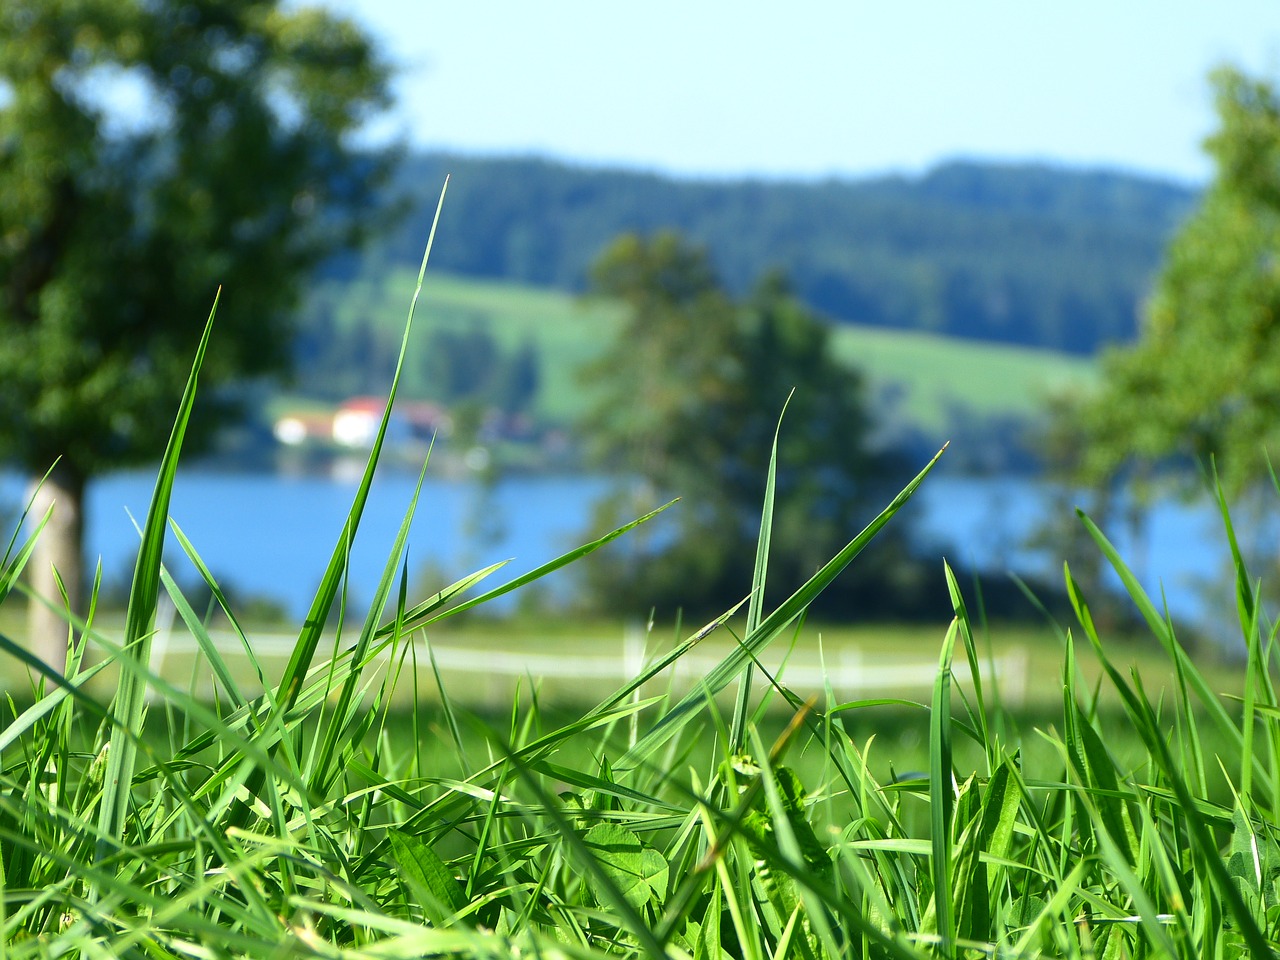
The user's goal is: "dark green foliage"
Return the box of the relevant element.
[0,0,391,480]
[422,326,501,401]
[1068,66,1280,493]
[575,233,931,619]
[370,153,1194,355]
[0,0,391,660]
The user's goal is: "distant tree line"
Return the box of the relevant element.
[352,154,1197,355]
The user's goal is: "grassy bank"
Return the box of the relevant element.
[2,239,1276,959]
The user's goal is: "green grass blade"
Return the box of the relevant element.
[1125,675,1273,956]
[929,615,959,960]
[944,565,991,767]
[0,505,52,610]
[278,178,449,713]
[159,566,249,710]
[167,518,277,707]
[380,560,512,635]
[420,500,677,625]
[0,650,112,755]
[1077,511,1245,756]
[310,456,431,793]
[621,444,946,768]
[730,393,790,757]
[94,292,218,875]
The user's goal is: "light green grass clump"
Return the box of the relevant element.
[2,203,1278,958]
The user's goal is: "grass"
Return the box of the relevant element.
[826,323,1095,429]
[296,268,624,425]
[2,219,1278,958]
[0,613,1233,719]
[299,266,1094,434]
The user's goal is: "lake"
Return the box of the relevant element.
[0,463,1259,636]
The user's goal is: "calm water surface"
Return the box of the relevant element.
[0,465,1254,631]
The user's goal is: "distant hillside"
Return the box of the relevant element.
[350,153,1197,355]
[293,269,1093,448]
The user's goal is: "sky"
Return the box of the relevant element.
[322,0,1279,186]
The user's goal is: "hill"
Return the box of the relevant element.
[344,153,1197,355]
[290,269,1093,461]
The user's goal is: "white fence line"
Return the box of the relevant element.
[148,624,1029,705]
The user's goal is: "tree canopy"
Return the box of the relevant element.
[0,0,391,662]
[576,232,929,619]
[1069,67,1280,493]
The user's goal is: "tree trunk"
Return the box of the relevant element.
[26,463,85,672]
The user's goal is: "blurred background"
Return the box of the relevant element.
[2,0,1279,672]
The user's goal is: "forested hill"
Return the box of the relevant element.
[356,153,1197,355]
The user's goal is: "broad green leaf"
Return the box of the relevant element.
[389,829,468,925]
[582,823,668,910]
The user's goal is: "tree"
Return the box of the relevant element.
[495,338,540,416]
[421,326,502,404]
[0,0,391,666]
[1069,67,1280,494]
[576,232,926,619]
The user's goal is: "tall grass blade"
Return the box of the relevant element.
[944,565,991,767]
[93,293,218,874]
[1065,562,1273,956]
[216,180,449,833]
[1077,510,1245,756]
[167,519,274,707]
[310,456,431,793]
[419,500,676,625]
[929,615,959,960]
[622,444,946,768]
[278,178,449,714]
[0,493,54,610]
[731,394,789,756]
[1209,465,1268,801]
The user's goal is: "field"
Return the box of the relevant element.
[827,323,1096,429]
[0,607,1230,717]
[6,263,1277,959]
[292,268,1095,434]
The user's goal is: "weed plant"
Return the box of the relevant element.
[3,196,1280,958]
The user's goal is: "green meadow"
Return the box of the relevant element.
[292,268,1094,434]
[4,236,1278,958]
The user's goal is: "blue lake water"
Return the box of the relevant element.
[0,464,1261,636]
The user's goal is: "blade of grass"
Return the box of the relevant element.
[621,444,946,769]
[1064,562,1273,956]
[221,181,449,833]
[730,392,791,756]
[310,455,432,794]
[94,292,218,875]
[1077,511,1245,757]
[278,178,448,715]
[929,614,959,960]
[416,500,676,627]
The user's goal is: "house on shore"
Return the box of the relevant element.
[273,397,453,450]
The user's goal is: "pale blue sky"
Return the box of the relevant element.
[326,0,1279,184]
